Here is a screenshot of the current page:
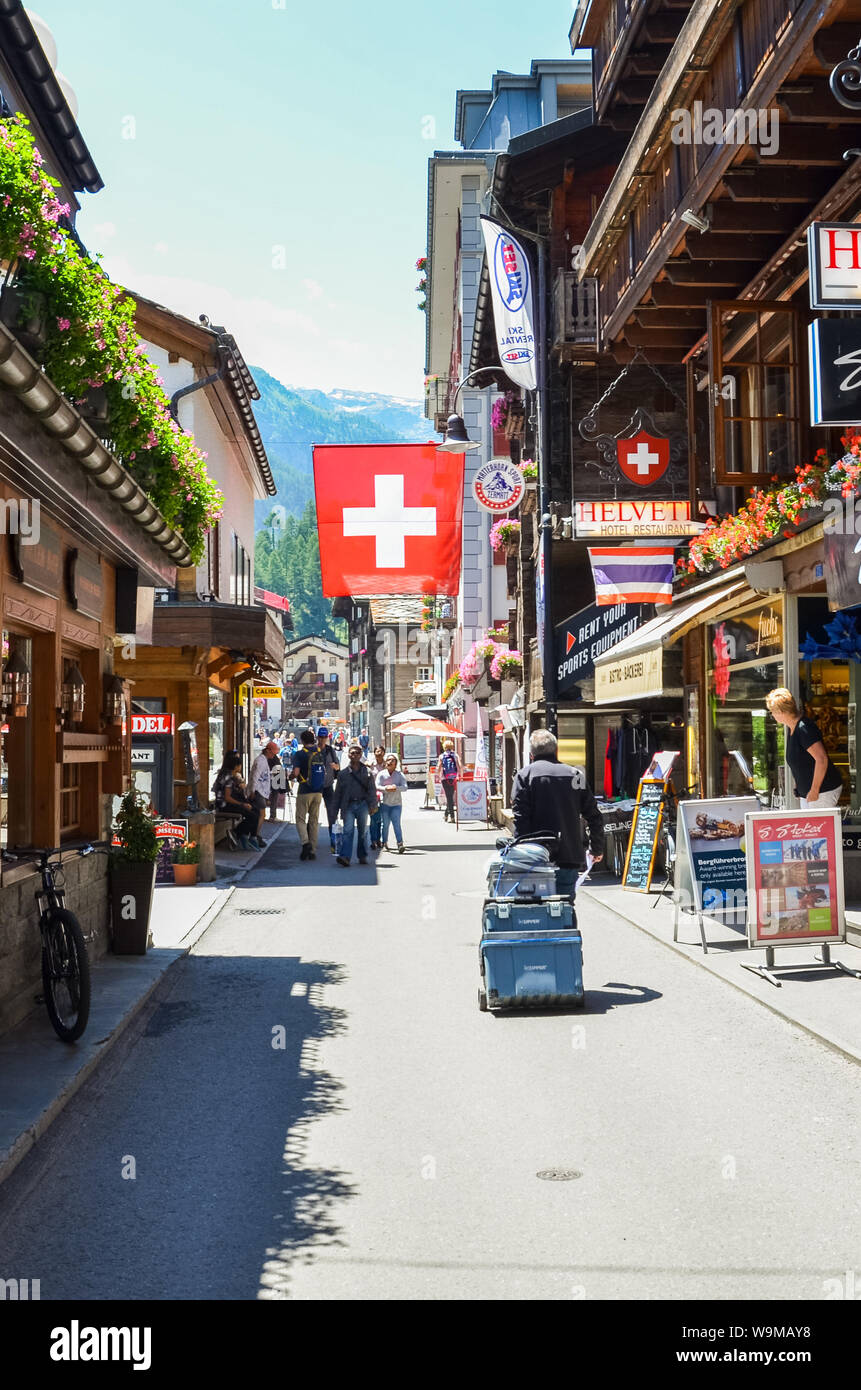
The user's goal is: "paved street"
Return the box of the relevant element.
[1,790,858,1301]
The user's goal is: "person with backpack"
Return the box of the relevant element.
[435,738,461,823]
[316,726,341,852]
[291,728,326,860]
[512,729,604,899]
[332,744,377,867]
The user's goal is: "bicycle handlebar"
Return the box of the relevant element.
[4,840,109,864]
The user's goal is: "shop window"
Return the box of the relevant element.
[708,602,785,798]
[708,301,801,486]
[61,762,80,835]
[1,630,33,850]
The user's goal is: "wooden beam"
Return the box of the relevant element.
[627,49,665,77]
[604,110,642,132]
[633,306,707,328]
[622,324,700,349]
[642,13,681,43]
[608,343,689,364]
[707,200,797,234]
[777,80,861,122]
[812,24,861,69]
[663,260,761,286]
[649,282,717,307]
[722,167,834,202]
[756,129,849,165]
[614,79,655,106]
[681,232,783,260]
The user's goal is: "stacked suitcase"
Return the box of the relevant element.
[478,840,584,1012]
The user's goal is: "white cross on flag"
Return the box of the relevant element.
[616,429,670,488]
[314,443,465,596]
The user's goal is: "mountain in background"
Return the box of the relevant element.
[250,366,430,524]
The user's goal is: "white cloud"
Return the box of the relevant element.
[92,221,117,240]
[153,241,169,255]
[301,278,323,301]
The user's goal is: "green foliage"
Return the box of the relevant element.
[255,499,347,643]
[0,114,222,562]
[172,840,201,864]
[112,781,159,864]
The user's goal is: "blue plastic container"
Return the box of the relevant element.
[480,930,584,1009]
[482,898,576,934]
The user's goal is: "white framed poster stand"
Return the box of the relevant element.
[741,807,861,987]
[673,796,759,953]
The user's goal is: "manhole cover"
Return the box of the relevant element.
[536,1168,582,1182]
[238,908,284,916]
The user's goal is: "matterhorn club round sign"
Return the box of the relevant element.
[472,459,525,514]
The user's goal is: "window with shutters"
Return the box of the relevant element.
[708,300,802,486]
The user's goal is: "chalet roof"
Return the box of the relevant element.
[0,1,103,193]
[369,598,425,626]
[132,294,276,497]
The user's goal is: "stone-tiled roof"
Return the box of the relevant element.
[369,598,425,626]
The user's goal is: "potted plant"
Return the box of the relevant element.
[109,780,159,954]
[172,839,200,886]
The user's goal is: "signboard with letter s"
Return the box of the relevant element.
[745,809,844,946]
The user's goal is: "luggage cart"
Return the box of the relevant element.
[478,833,585,1012]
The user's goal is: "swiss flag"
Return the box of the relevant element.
[313,443,464,597]
[616,430,670,488]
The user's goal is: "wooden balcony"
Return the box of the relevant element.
[579,0,861,358]
[553,271,599,355]
[151,600,285,672]
[573,0,696,128]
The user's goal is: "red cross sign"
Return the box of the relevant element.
[616,430,670,488]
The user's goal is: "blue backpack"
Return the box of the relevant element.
[441,751,458,779]
[298,750,326,792]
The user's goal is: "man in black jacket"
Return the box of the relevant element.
[512,729,604,898]
[332,744,377,867]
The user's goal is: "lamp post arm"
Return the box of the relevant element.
[450,366,502,415]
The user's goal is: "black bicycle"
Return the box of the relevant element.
[5,843,102,1042]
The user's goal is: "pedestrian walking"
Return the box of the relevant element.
[291,728,326,860]
[368,745,387,849]
[436,738,461,822]
[266,745,287,821]
[511,729,604,900]
[212,752,259,851]
[359,728,370,757]
[248,741,278,848]
[376,752,407,853]
[333,744,377,866]
[766,687,843,809]
[316,726,342,852]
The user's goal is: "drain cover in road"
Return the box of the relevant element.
[238,908,284,916]
[536,1168,582,1181]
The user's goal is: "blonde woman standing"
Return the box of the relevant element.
[765,687,843,809]
[435,737,461,823]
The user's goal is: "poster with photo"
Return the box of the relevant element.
[677,797,759,922]
[745,809,844,947]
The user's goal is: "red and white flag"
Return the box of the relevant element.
[314,443,464,596]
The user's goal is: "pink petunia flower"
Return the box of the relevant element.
[56,317,71,331]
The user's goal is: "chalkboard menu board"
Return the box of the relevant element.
[622,778,666,892]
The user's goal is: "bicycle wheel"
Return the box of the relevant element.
[41,909,91,1043]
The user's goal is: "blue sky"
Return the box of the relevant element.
[32,0,574,400]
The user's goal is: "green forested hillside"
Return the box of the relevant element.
[255,500,346,643]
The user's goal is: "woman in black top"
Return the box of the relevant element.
[213,752,259,849]
[766,688,843,808]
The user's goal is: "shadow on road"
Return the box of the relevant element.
[487,981,663,1019]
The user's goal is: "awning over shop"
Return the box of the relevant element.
[593,572,748,703]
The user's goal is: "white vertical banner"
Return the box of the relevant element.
[474,700,488,782]
[479,216,537,391]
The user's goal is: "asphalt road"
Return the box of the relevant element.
[1,791,858,1300]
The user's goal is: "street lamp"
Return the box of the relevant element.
[436,367,501,452]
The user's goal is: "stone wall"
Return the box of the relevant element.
[0,853,110,1037]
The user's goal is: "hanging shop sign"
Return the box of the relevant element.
[471,459,524,513]
[622,777,667,892]
[808,318,861,426]
[479,217,537,391]
[616,429,670,488]
[131,713,174,736]
[7,518,62,598]
[595,645,663,703]
[555,600,646,692]
[253,685,283,699]
[745,809,844,946]
[807,222,861,311]
[574,500,700,538]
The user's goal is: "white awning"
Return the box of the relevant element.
[593,574,749,703]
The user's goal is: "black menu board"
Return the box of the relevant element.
[622,778,667,892]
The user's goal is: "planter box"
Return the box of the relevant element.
[173,863,198,887]
[109,861,156,954]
